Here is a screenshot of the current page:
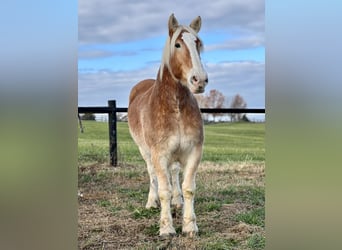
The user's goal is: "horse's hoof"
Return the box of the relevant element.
[160,225,176,239]
[182,231,198,238]
[159,232,176,240]
[145,201,160,209]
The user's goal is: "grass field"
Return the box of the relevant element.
[78,121,265,165]
[78,121,265,249]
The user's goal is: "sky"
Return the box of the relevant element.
[78,0,265,120]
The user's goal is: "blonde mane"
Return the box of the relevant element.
[159,25,203,80]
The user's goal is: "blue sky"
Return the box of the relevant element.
[78,0,265,120]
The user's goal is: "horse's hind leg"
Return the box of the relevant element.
[146,161,159,209]
[138,147,159,208]
[170,162,183,209]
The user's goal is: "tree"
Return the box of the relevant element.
[81,113,96,121]
[229,94,247,122]
[207,89,225,122]
[194,94,207,108]
[194,89,226,122]
[207,89,225,108]
[194,94,209,121]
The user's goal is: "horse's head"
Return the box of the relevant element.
[161,14,208,94]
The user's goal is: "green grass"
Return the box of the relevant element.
[78,121,265,165]
[78,120,265,249]
[235,207,265,227]
[247,234,266,250]
[78,171,109,184]
[203,122,265,162]
[143,224,160,237]
[218,186,265,206]
[97,199,111,208]
[132,207,160,219]
[202,238,238,249]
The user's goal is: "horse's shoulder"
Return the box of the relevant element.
[129,79,155,104]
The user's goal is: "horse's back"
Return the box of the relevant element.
[128,79,155,147]
[128,79,155,105]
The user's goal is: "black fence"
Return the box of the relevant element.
[78,100,265,166]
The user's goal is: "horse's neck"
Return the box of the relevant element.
[153,67,192,109]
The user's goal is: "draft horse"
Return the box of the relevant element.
[127,14,208,237]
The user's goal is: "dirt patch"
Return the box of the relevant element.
[78,162,265,249]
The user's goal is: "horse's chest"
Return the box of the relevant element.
[149,102,203,152]
[167,117,203,152]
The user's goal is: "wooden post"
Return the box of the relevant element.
[78,113,84,133]
[108,100,117,166]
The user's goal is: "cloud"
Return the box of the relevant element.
[78,60,264,108]
[78,65,158,106]
[79,0,264,44]
[206,61,265,107]
[78,49,113,59]
[78,49,137,59]
[205,35,264,52]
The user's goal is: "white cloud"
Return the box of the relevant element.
[78,60,264,108]
[205,35,264,51]
[78,49,137,59]
[78,65,158,106]
[206,61,265,106]
[79,0,264,44]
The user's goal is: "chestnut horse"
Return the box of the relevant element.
[127,14,208,237]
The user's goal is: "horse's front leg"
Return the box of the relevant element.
[152,153,176,237]
[181,145,202,237]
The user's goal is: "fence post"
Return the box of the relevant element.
[108,100,117,166]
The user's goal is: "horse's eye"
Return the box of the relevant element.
[175,43,181,48]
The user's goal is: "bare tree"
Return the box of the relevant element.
[207,89,225,122]
[194,94,207,108]
[195,89,226,122]
[229,94,247,122]
[207,90,225,108]
[194,94,209,122]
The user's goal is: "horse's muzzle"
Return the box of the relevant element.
[190,74,208,93]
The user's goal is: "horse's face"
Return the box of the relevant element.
[168,15,208,94]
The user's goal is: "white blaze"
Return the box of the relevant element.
[181,32,207,83]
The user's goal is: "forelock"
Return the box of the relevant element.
[170,26,202,54]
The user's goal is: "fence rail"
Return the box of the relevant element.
[78,100,265,166]
[78,107,265,114]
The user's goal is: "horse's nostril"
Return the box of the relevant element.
[205,78,208,83]
[192,76,198,83]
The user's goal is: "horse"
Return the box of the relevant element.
[127,13,208,237]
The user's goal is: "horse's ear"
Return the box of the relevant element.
[190,16,201,33]
[168,13,179,36]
